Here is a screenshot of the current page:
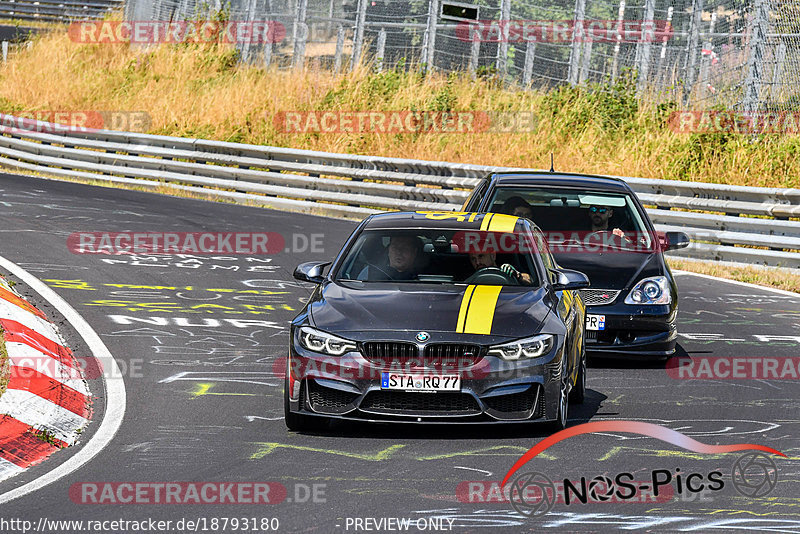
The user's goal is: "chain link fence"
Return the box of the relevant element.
[123,0,800,110]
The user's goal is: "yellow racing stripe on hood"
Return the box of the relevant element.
[459,285,503,335]
[456,285,476,333]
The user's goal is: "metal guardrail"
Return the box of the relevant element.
[0,114,798,268]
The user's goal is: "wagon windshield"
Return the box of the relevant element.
[487,187,655,251]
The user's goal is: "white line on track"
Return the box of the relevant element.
[0,253,126,505]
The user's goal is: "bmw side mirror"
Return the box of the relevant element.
[664,232,691,251]
[552,269,590,291]
[293,261,331,284]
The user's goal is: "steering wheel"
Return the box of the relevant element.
[584,230,629,248]
[464,267,517,285]
[363,261,394,280]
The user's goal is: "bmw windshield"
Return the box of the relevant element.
[334,228,542,287]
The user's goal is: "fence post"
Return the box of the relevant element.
[328,0,335,37]
[567,0,586,86]
[699,12,717,100]
[242,0,258,63]
[682,0,703,104]
[262,0,273,68]
[350,0,367,70]
[376,28,387,71]
[579,39,592,85]
[636,0,656,96]
[334,25,345,73]
[1,41,7,62]
[264,39,273,68]
[293,0,309,69]
[656,6,674,78]
[423,0,439,72]
[611,0,625,81]
[468,27,480,77]
[743,0,769,114]
[496,0,510,76]
[771,40,787,100]
[522,42,536,86]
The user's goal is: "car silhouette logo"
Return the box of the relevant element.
[416,332,430,342]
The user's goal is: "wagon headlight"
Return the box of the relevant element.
[296,326,357,356]
[488,334,554,361]
[625,276,671,305]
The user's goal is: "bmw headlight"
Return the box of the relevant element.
[295,326,357,356]
[488,334,554,361]
[624,276,671,305]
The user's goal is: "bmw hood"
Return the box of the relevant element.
[552,251,663,290]
[308,281,553,344]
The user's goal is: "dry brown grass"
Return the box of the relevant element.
[0,29,798,188]
[668,258,800,294]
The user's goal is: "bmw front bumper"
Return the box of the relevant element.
[285,342,566,423]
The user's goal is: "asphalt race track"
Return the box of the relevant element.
[0,171,799,533]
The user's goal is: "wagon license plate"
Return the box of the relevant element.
[586,314,606,331]
[380,373,461,392]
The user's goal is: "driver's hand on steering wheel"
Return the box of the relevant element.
[612,228,645,248]
[500,264,532,285]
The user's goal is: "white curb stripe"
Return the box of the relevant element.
[0,302,62,344]
[0,389,88,446]
[7,342,90,396]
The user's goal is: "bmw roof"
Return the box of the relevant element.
[363,211,527,232]
[489,171,633,193]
